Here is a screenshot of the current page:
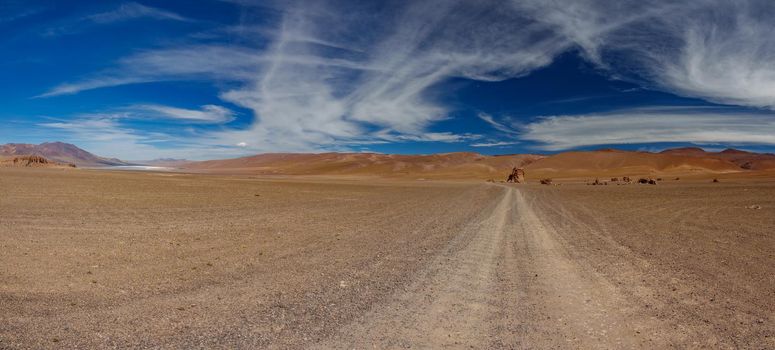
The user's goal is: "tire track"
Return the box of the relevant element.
[318,186,514,348]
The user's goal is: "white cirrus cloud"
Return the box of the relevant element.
[478,113,518,135]
[42,2,191,37]
[520,107,775,150]
[40,0,570,152]
[470,141,520,148]
[38,0,775,155]
[519,0,775,110]
[135,104,235,123]
[88,2,190,24]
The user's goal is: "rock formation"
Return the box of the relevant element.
[1,155,76,168]
[13,155,49,166]
[506,167,525,183]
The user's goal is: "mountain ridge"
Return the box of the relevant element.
[4,142,775,178]
[0,142,131,167]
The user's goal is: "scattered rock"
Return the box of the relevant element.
[539,178,552,185]
[746,205,762,210]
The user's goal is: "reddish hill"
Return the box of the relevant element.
[183,152,544,180]
[181,147,775,180]
[525,149,744,179]
[661,147,775,171]
[0,142,130,167]
[659,147,708,156]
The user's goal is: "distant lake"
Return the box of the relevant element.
[102,165,175,172]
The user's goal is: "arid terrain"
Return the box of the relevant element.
[0,167,772,349]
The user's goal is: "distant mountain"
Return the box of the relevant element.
[525,147,775,179]
[182,152,544,179]
[659,147,708,156]
[178,147,775,180]
[526,150,742,178]
[0,142,131,167]
[660,147,775,171]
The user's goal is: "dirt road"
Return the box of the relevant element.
[1,169,772,348]
[322,186,680,348]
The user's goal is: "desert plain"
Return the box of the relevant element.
[0,166,773,349]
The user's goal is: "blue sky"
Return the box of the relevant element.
[2,0,775,160]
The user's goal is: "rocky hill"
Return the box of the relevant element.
[0,142,130,167]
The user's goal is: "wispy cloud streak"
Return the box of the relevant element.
[88,2,190,23]
[43,2,190,37]
[521,107,775,150]
[134,104,235,123]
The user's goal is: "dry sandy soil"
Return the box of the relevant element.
[0,168,772,348]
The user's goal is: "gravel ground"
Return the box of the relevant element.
[0,168,772,348]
